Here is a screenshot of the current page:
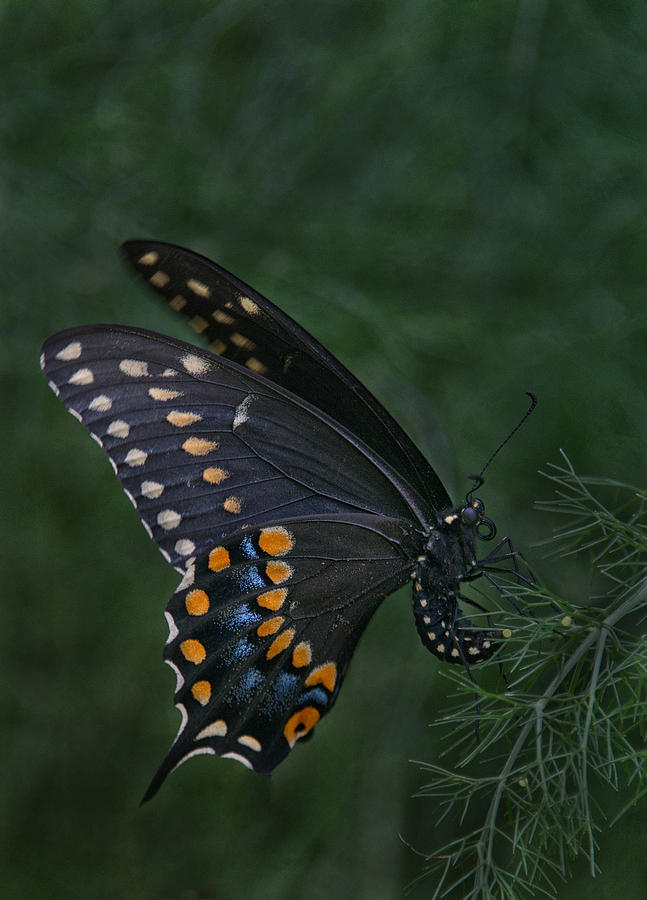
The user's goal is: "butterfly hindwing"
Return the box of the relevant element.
[121,240,451,516]
[143,513,418,799]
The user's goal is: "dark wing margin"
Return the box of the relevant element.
[121,240,452,517]
[142,513,418,801]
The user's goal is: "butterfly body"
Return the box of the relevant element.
[40,240,514,800]
[413,517,502,664]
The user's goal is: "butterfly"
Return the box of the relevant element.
[40,240,531,801]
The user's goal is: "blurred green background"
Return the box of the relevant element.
[3,1,647,897]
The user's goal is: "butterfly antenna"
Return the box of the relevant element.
[468,391,537,498]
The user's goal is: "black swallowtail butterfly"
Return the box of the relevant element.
[41,241,530,801]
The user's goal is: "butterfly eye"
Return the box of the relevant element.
[461,505,479,525]
[461,497,484,525]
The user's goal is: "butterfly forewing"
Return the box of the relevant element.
[42,325,427,572]
[121,240,451,517]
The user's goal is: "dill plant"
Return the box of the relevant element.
[410,454,647,898]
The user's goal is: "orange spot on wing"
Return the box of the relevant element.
[292,642,312,668]
[223,496,242,514]
[208,546,230,572]
[266,628,295,660]
[191,680,211,705]
[185,589,210,616]
[257,616,284,637]
[283,707,320,748]
[180,639,206,664]
[182,436,219,456]
[258,526,294,556]
[305,662,337,693]
[265,560,293,584]
[257,589,287,611]
[203,466,229,484]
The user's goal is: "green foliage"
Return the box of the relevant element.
[411,456,647,898]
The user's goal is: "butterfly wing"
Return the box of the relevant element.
[121,240,452,516]
[143,512,417,800]
[41,326,427,571]
[41,324,425,794]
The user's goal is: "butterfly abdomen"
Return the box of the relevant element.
[412,524,502,664]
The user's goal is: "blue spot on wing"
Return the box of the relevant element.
[225,637,255,666]
[298,686,329,708]
[232,666,264,702]
[224,603,262,632]
[238,565,265,592]
[240,535,257,559]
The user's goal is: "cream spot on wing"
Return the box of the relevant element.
[164,611,179,643]
[150,270,170,288]
[196,720,227,740]
[162,368,178,377]
[149,387,182,401]
[142,520,153,539]
[107,419,130,439]
[182,436,219,456]
[237,735,262,752]
[124,448,147,467]
[175,703,188,737]
[69,408,82,422]
[223,496,242,514]
[175,539,195,556]
[203,466,229,484]
[189,315,209,334]
[56,341,82,361]
[158,509,181,530]
[39,352,46,370]
[181,353,209,376]
[165,658,185,691]
[230,332,256,350]
[89,394,112,412]
[119,359,149,377]
[47,380,60,397]
[209,339,227,355]
[173,747,220,775]
[245,357,269,374]
[90,433,103,447]
[213,309,235,325]
[138,251,159,265]
[176,561,196,591]
[239,296,259,315]
[69,368,94,385]
[222,752,253,770]
[187,278,211,298]
[141,480,164,499]
[123,489,137,508]
[167,410,202,427]
[169,295,187,311]
[233,395,252,429]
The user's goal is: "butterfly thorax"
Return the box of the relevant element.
[412,502,501,665]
